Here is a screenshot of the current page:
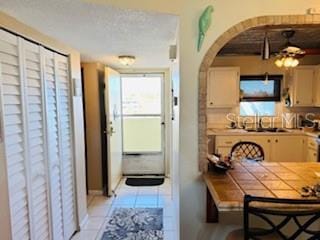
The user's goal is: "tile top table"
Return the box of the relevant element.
[203,161,320,222]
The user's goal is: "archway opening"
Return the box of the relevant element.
[199,15,320,170]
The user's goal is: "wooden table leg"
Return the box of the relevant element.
[207,188,219,223]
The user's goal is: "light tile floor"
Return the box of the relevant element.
[72,178,177,240]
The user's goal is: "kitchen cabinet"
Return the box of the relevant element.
[306,137,318,162]
[215,136,242,156]
[214,134,306,162]
[207,67,240,108]
[215,136,272,160]
[307,149,318,162]
[313,66,320,107]
[291,66,315,107]
[271,136,305,162]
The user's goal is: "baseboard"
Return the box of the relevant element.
[79,214,89,230]
[88,190,103,195]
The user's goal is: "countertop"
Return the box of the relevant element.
[204,161,320,212]
[207,128,320,138]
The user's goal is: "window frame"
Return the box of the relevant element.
[240,75,282,102]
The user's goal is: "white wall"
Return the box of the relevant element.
[91,1,320,239]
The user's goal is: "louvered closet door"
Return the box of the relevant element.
[0,30,32,239]
[55,54,77,239]
[22,40,51,240]
[43,49,64,240]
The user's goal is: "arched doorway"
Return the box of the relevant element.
[198,14,320,171]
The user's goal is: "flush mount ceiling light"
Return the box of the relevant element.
[274,30,305,68]
[118,55,136,66]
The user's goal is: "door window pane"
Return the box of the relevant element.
[123,116,161,152]
[122,76,161,115]
[121,75,163,153]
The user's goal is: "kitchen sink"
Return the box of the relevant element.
[245,128,289,133]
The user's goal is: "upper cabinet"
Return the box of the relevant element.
[313,66,320,107]
[207,67,240,108]
[291,66,316,107]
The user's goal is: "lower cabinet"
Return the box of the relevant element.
[306,137,318,162]
[307,148,318,162]
[214,135,306,162]
[215,136,272,160]
[271,136,305,162]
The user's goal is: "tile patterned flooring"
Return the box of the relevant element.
[72,178,177,240]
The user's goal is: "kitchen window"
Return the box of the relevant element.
[240,75,282,116]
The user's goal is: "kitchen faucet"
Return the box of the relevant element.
[242,119,248,129]
[258,118,263,129]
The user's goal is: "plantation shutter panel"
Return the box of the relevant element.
[22,40,52,240]
[55,54,77,239]
[43,49,65,240]
[0,29,33,239]
[0,29,77,240]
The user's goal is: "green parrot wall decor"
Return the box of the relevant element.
[198,5,214,52]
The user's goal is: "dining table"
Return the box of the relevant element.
[203,161,320,223]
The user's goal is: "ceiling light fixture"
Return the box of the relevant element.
[274,30,304,68]
[118,55,136,66]
[275,56,299,68]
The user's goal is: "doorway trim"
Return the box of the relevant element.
[198,14,320,171]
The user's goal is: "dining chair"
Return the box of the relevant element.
[226,194,320,240]
[230,141,264,161]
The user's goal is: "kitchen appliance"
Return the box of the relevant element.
[313,120,320,131]
[317,138,320,162]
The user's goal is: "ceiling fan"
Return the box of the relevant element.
[274,30,305,68]
[278,30,306,57]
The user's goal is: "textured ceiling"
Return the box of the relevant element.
[219,25,320,56]
[0,0,178,68]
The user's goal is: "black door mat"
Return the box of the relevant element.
[125,178,164,187]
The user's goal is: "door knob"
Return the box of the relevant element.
[106,126,115,136]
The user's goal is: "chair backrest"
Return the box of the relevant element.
[231,141,264,160]
[244,195,320,240]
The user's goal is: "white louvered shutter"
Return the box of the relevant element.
[22,40,52,240]
[0,29,77,240]
[55,54,77,239]
[43,49,64,240]
[0,30,33,239]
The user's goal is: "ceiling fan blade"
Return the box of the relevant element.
[304,48,320,55]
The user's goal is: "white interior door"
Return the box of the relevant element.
[0,29,77,240]
[0,29,33,240]
[105,67,122,196]
[23,40,51,240]
[43,49,64,240]
[55,54,77,239]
